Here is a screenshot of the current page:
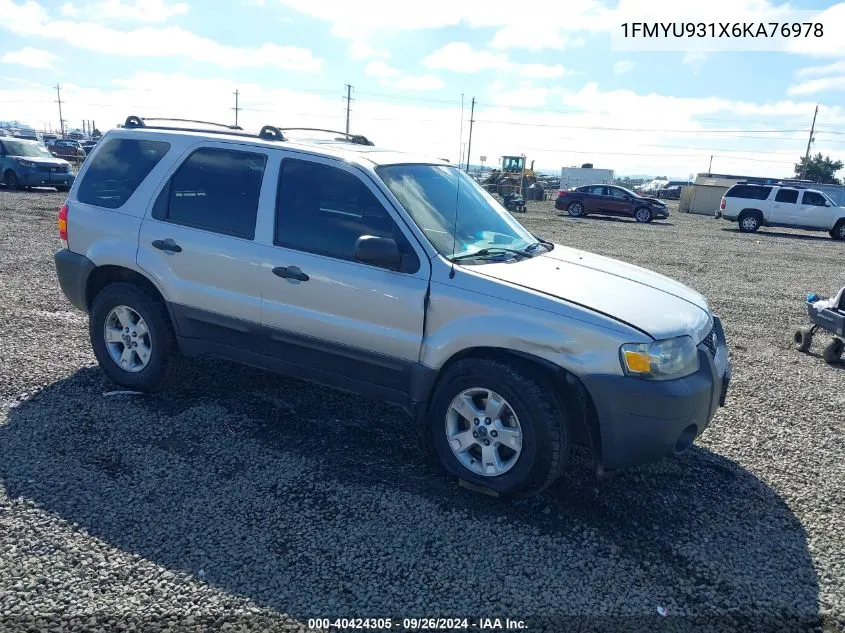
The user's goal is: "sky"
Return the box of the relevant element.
[1,0,845,178]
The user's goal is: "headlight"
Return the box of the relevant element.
[15,158,36,168]
[620,335,699,380]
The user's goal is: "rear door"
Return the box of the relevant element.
[795,190,834,228]
[256,155,429,396]
[581,185,608,212]
[137,141,273,350]
[769,188,799,225]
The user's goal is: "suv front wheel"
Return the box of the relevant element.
[90,282,180,392]
[428,358,569,498]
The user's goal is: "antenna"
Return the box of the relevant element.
[449,166,462,279]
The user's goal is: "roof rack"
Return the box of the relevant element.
[122,115,284,141]
[279,127,375,146]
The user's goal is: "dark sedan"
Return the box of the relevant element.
[48,139,86,162]
[555,184,669,223]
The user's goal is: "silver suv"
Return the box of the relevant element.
[53,116,732,498]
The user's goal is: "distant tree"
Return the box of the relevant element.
[92,128,102,139]
[581,162,593,168]
[794,153,843,184]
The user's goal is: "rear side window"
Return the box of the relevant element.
[802,191,827,206]
[77,138,170,209]
[155,148,266,239]
[775,189,799,203]
[725,185,771,200]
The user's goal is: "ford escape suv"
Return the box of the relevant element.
[53,116,731,498]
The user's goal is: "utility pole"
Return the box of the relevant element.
[465,97,475,172]
[458,93,464,166]
[55,84,65,138]
[708,155,713,173]
[801,103,819,179]
[233,90,240,127]
[344,84,353,134]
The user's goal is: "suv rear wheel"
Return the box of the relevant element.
[90,282,180,392]
[738,211,761,233]
[566,201,585,217]
[428,358,568,498]
[830,220,845,241]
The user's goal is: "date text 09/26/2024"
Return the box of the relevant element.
[307,617,527,630]
[620,22,823,38]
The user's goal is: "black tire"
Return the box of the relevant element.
[567,201,585,217]
[427,358,569,498]
[794,329,813,353]
[89,282,181,392]
[634,207,653,223]
[830,220,845,241]
[822,338,844,365]
[3,170,19,190]
[738,211,761,233]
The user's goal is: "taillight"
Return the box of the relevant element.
[557,190,565,197]
[58,203,68,244]
[720,199,726,210]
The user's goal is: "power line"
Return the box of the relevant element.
[473,119,811,134]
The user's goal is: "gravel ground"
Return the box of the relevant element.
[1,188,843,633]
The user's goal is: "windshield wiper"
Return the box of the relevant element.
[450,247,529,262]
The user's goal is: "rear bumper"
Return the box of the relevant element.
[18,169,75,187]
[580,316,731,471]
[54,249,94,313]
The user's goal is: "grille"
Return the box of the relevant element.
[701,326,717,356]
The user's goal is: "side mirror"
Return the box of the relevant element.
[354,235,402,270]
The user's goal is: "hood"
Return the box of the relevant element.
[471,244,711,341]
[13,155,70,166]
[638,196,666,206]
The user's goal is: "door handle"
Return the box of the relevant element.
[152,238,182,253]
[272,265,309,282]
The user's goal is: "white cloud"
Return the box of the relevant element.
[60,2,78,16]
[392,74,444,91]
[796,60,845,77]
[682,51,707,75]
[0,46,57,70]
[348,39,390,61]
[423,42,508,73]
[93,0,189,23]
[364,61,400,78]
[788,76,845,95]
[422,42,568,79]
[613,60,635,75]
[0,0,321,70]
[488,23,588,51]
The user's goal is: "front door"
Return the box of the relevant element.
[604,186,633,216]
[137,142,273,349]
[795,190,834,229]
[257,155,429,395]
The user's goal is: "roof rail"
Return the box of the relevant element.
[279,127,375,146]
[122,115,285,142]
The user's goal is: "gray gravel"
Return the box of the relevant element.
[1,189,843,633]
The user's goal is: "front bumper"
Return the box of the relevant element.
[18,168,75,187]
[580,316,731,471]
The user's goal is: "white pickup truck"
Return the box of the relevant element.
[716,183,845,240]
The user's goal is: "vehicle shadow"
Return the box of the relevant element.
[720,227,833,243]
[558,215,675,227]
[0,362,822,630]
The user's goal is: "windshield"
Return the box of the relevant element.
[377,164,539,259]
[3,140,53,158]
